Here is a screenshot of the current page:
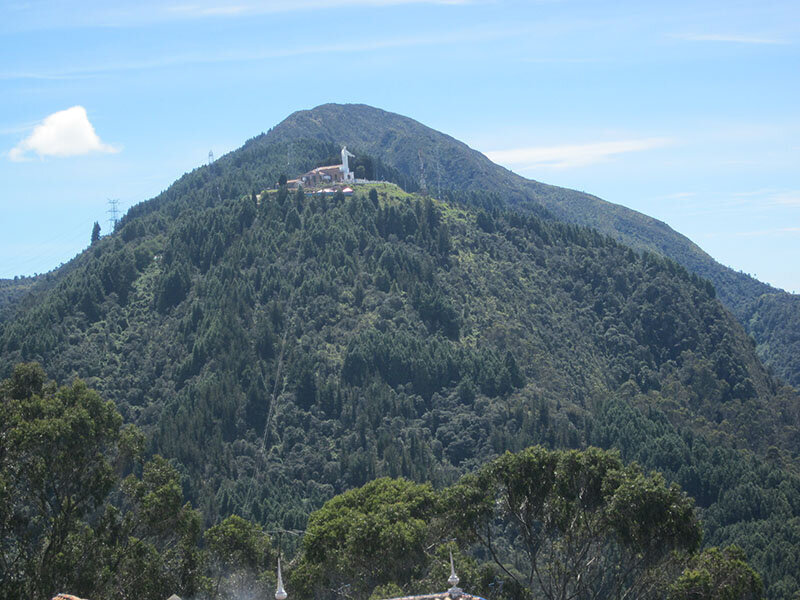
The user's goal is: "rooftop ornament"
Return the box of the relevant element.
[447,549,463,599]
[275,557,288,600]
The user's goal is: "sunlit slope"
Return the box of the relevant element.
[265,103,799,387]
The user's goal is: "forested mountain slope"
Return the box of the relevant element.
[0,275,45,312]
[1,154,800,595]
[265,103,800,387]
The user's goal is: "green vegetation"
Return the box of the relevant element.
[292,478,440,600]
[0,371,764,600]
[266,103,800,388]
[293,448,759,600]
[0,275,43,312]
[742,293,800,388]
[1,107,799,597]
[669,546,762,600]
[0,363,205,600]
[447,446,702,600]
[205,515,275,599]
[91,221,102,245]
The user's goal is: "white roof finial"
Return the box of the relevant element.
[275,557,288,600]
[448,549,459,587]
[447,549,462,598]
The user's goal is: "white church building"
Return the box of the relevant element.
[287,146,355,189]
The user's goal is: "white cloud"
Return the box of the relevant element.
[484,138,673,170]
[166,0,472,18]
[8,106,119,161]
[675,33,787,45]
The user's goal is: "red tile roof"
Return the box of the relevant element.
[310,165,342,174]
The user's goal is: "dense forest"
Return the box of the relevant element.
[0,274,46,312]
[1,146,799,598]
[264,104,800,388]
[5,103,798,388]
[1,364,763,600]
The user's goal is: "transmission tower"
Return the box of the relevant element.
[208,150,214,165]
[106,198,120,232]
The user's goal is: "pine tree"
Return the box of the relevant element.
[91,221,101,244]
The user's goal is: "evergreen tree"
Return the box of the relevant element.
[91,221,101,244]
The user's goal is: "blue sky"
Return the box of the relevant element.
[1,0,798,292]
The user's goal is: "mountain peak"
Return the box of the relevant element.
[261,103,798,387]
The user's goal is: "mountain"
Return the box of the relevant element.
[265,103,800,388]
[1,106,800,596]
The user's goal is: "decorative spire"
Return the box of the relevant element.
[447,549,462,599]
[275,557,288,600]
[448,549,459,587]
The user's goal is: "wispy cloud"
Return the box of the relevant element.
[167,0,474,18]
[4,0,476,32]
[0,24,523,80]
[680,189,800,217]
[675,33,788,45]
[8,106,119,161]
[520,57,604,64]
[653,192,696,201]
[740,227,800,236]
[0,121,43,137]
[733,189,800,207]
[766,191,800,207]
[704,227,800,238]
[485,138,673,170]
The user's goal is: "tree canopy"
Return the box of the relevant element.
[668,546,762,600]
[290,447,762,600]
[0,364,203,600]
[292,477,439,600]
[446,447,702,600]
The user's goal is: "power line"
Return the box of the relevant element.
[4,230,92,274]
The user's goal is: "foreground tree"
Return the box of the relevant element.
[668,546,762,600]
[205,515,275,600]
[445,446,703,600]
[0,363,124,600]
[291,478,439,600]
[0,363,205,600]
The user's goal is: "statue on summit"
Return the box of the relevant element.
[341,146,355,181]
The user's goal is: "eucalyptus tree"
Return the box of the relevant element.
[445,446,702,600]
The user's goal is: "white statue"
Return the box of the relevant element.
[341,146,355,177]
